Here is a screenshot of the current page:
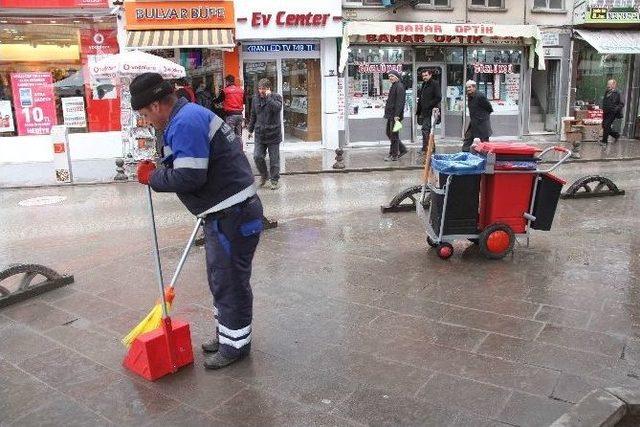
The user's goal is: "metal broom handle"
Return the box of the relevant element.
[146,185,168,318]
[169,217,203,288]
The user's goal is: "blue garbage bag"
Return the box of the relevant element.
[431,152,486,175]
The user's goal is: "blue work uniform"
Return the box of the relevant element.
[149,97,263,358]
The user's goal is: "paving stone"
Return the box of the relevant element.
[1,300,78,332]
[369,291,451,320]
[0,323,60,364]
[415,373,512,419]
[334,384,459,426]
[551,373,600,404]
[588,313,640,339]
[442,306,545,339]
[498,392,572,427]
[550,389,626,427]
[607,387,640,416]
[211,387,358,427]
[623,338,640,364]
[536,324,626,357]
[0,360,58,424]
[10,396,111,427]
[51,292,130,323]
[143,404,222,427]
[534,305,592,329]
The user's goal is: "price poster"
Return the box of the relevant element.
[62,97,87,128]
[10,72,57,136]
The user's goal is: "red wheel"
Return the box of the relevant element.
[437,243,454,260]
[479,224,515,260]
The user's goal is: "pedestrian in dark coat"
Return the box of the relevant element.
[602,79,624,145]
[416,69,442,153]
[247,78,283,190]
[462,80,493,152]
[384,69,408,161]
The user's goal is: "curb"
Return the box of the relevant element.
[550,388,640,427]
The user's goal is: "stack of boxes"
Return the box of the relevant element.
[563,107,603,143]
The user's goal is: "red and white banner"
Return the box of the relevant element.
[0,0,108,8]
[10,72,57,136]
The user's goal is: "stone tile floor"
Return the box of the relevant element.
[1,159,639,426]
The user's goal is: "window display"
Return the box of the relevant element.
[282,59,321,142]
[347,47,413,119]
[466,48,522,114]
[575,44,629,105]
[0,17,120,137]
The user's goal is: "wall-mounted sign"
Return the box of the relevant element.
[472,63,515,74]
[356,63,403,74]
[541,32,560,46]
[234,0,342,40]
[574,0,640,25]
[0,0,107,8]
[243,43,319,53]
[124,0,234,30]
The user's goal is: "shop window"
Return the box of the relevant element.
[0,17,120,137]
[347,47,413,120]
[415,0,450,6]
[533,0,564,10]
[282,59,322,142]
[470,0,504,8]
[466,48,522,114]
[575,45,629,106]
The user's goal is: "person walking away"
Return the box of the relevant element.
[602,79,624,145]
[195,81,214,112]
[131,72,263,370]
[247,78,283,190]
[175,78,195,103]
[416,69,442,156]
[384,70,408,161]
[462,80,493,152]
[215,75,245,141]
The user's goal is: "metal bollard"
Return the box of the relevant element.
[114,158,128,181]
[332,148,345,169]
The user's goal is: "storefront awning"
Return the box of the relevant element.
[339,21,545,72]
[126,29,235,50]
[575,29,640,54]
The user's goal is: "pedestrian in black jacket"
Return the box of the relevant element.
[602,79,624,145]
[248,78,283,190]
[416,69,442,154]
[462,80,493,152]
[384,70,408,161]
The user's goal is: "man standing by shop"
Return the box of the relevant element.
[215,75,245,142]
[384,70,408,161]
[131,72,263,370]
[602,79,624,145]
[248,78,283,190]
[416,69,442,156]
[462,80,493,152]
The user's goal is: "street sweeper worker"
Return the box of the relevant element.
[130,72,263,370]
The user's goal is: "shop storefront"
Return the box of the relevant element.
[571,1,640,138]
[234,0,342,148]
[339,22,545,144]
[0,0,121,163]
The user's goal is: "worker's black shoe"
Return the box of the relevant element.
[203,352,246,370]
[201,338,219,353]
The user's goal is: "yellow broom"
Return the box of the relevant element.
[122,186,203,347]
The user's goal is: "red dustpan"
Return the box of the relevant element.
[123,185,194,381]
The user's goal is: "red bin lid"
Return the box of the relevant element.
[474,142,541,156]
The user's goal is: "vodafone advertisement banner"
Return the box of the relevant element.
[10,72,57,136]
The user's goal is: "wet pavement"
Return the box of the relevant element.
[2,137,640,188]
[1,159,640,426]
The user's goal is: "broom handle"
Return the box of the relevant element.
[146,185,168,318]
[169,217,203,288]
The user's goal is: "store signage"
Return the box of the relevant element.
[541,32,560,46]
[124,1,234,30]
[250,11,332,27]
[574,0,640,24]
[0,101,15,133]
[472,63,514,74]
[356,63,403,74]
[61,97,87,128]
[10,72,57,136]
[244,43,318,53]
[363,23,526,46]
[0,0,107,8]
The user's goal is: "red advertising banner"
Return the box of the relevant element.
[10,72,57,136]
[80,27,121,132]
[0,0,108,8]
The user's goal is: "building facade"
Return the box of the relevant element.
[340,0,574,145]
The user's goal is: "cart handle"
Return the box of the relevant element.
[534,146,572,173]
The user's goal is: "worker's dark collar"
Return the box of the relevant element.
[168,97,188,123]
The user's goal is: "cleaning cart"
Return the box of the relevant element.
[416,142,572,260]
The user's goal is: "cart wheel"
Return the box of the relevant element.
[427,236,438,248]
[468,238,479,245]
[479,224,515,260]
[436,243,454,260]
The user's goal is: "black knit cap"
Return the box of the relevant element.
[129,72,174,110]
[387,70,401,79]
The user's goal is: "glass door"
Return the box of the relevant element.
[545,59,560,132]
[243,61,278,123]
[415,63,445,141]
[282,58,321,143]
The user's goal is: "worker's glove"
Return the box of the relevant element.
[137,160,156,185]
